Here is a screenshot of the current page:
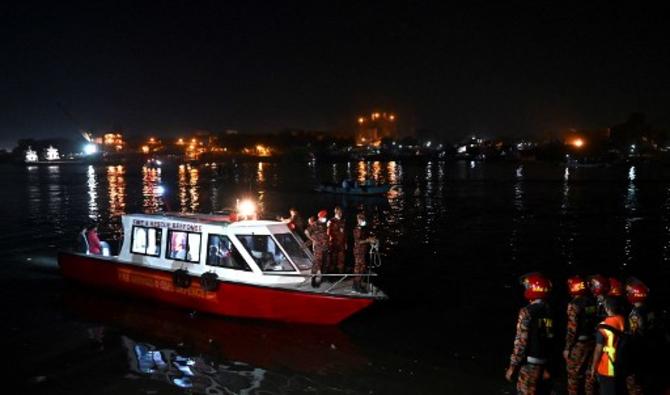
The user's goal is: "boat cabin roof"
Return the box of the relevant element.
[130,212,233,226]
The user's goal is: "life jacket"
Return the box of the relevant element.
[596,315,626,377]
[574,295,598,339]
[526,301,554,362]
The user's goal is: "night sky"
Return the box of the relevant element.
[2,2,670,149]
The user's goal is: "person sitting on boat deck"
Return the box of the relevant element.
[208,239,231,267]
[305,210,329,288]
[77,223,90,254]
[352,213,376,293]
[327,206,347,274]
[86,222,111,256]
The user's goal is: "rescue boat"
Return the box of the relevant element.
[58,212,386,325]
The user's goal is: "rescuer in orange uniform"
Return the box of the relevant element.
[564,275,597,395]
[327,206,347,274]
[590,297,626,395]
[506,273,554,395]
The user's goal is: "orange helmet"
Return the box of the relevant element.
[520,272,552,301]
[626,279,649,304]
[317,210,328,219]
[589,275,610,296]
[567,275,588,296]
[608,277,623,297]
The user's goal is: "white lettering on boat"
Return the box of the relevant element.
[132,219,202,232]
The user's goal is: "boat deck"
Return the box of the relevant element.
[279,275,387,299]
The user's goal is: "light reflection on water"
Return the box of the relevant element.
[125,336,268,394]
[87,165,98,221]
[9,161,670,287]
[7,160,670,393]
[623,165,638,268]
[142,166,164,213]
[559,166,575,266]
[509,163,525,266]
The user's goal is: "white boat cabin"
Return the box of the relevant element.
[117,213,314,286]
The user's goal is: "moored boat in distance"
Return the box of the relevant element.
[315,183,392,196]
[58,212,386,325]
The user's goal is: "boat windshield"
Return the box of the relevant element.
[236,235,296,272]
[272,233,312,270]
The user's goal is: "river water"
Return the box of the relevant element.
[1,160,669,394]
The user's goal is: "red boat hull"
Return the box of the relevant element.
[57,252,375,325]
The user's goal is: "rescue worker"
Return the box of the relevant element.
[280,207,305,240]
[304,211,329,288]
[590,297,626,395]
[505,272,554,395]
[564,275,597,395]
[352,213,375,293]
[624,278,653,395]
[589,275,610,321]
[327,206,347,274]
[608,277,626,313]
[608,277,624,299]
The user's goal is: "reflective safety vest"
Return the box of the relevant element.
[597,315,625,377]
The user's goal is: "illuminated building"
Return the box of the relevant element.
[355,112,398,146]
[45,146,60,160]
[103,133,125,151]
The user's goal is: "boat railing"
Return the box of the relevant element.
[266,272,381,295]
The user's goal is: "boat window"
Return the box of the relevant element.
[131,226,162,256]
[273,233,312,270]
[206,234,251,271]
[236,235,295,271]
[167,230,201,263]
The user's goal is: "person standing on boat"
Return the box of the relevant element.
[280,207,305,240]
[352,213,376,293]
[85,222,110,256]
[327,206,346,274]
[564,275,597,395]
[505,272,554,395]
[305,210,329,288]
[86,222,103,255]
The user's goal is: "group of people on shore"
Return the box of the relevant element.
[507,273,663,395]
[280,206,377,292]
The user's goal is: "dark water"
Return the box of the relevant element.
[1,160,669,394]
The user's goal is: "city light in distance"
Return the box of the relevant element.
[84,144,98,155]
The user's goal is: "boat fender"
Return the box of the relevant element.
[200,272,219,292]
[173,269,192,288]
